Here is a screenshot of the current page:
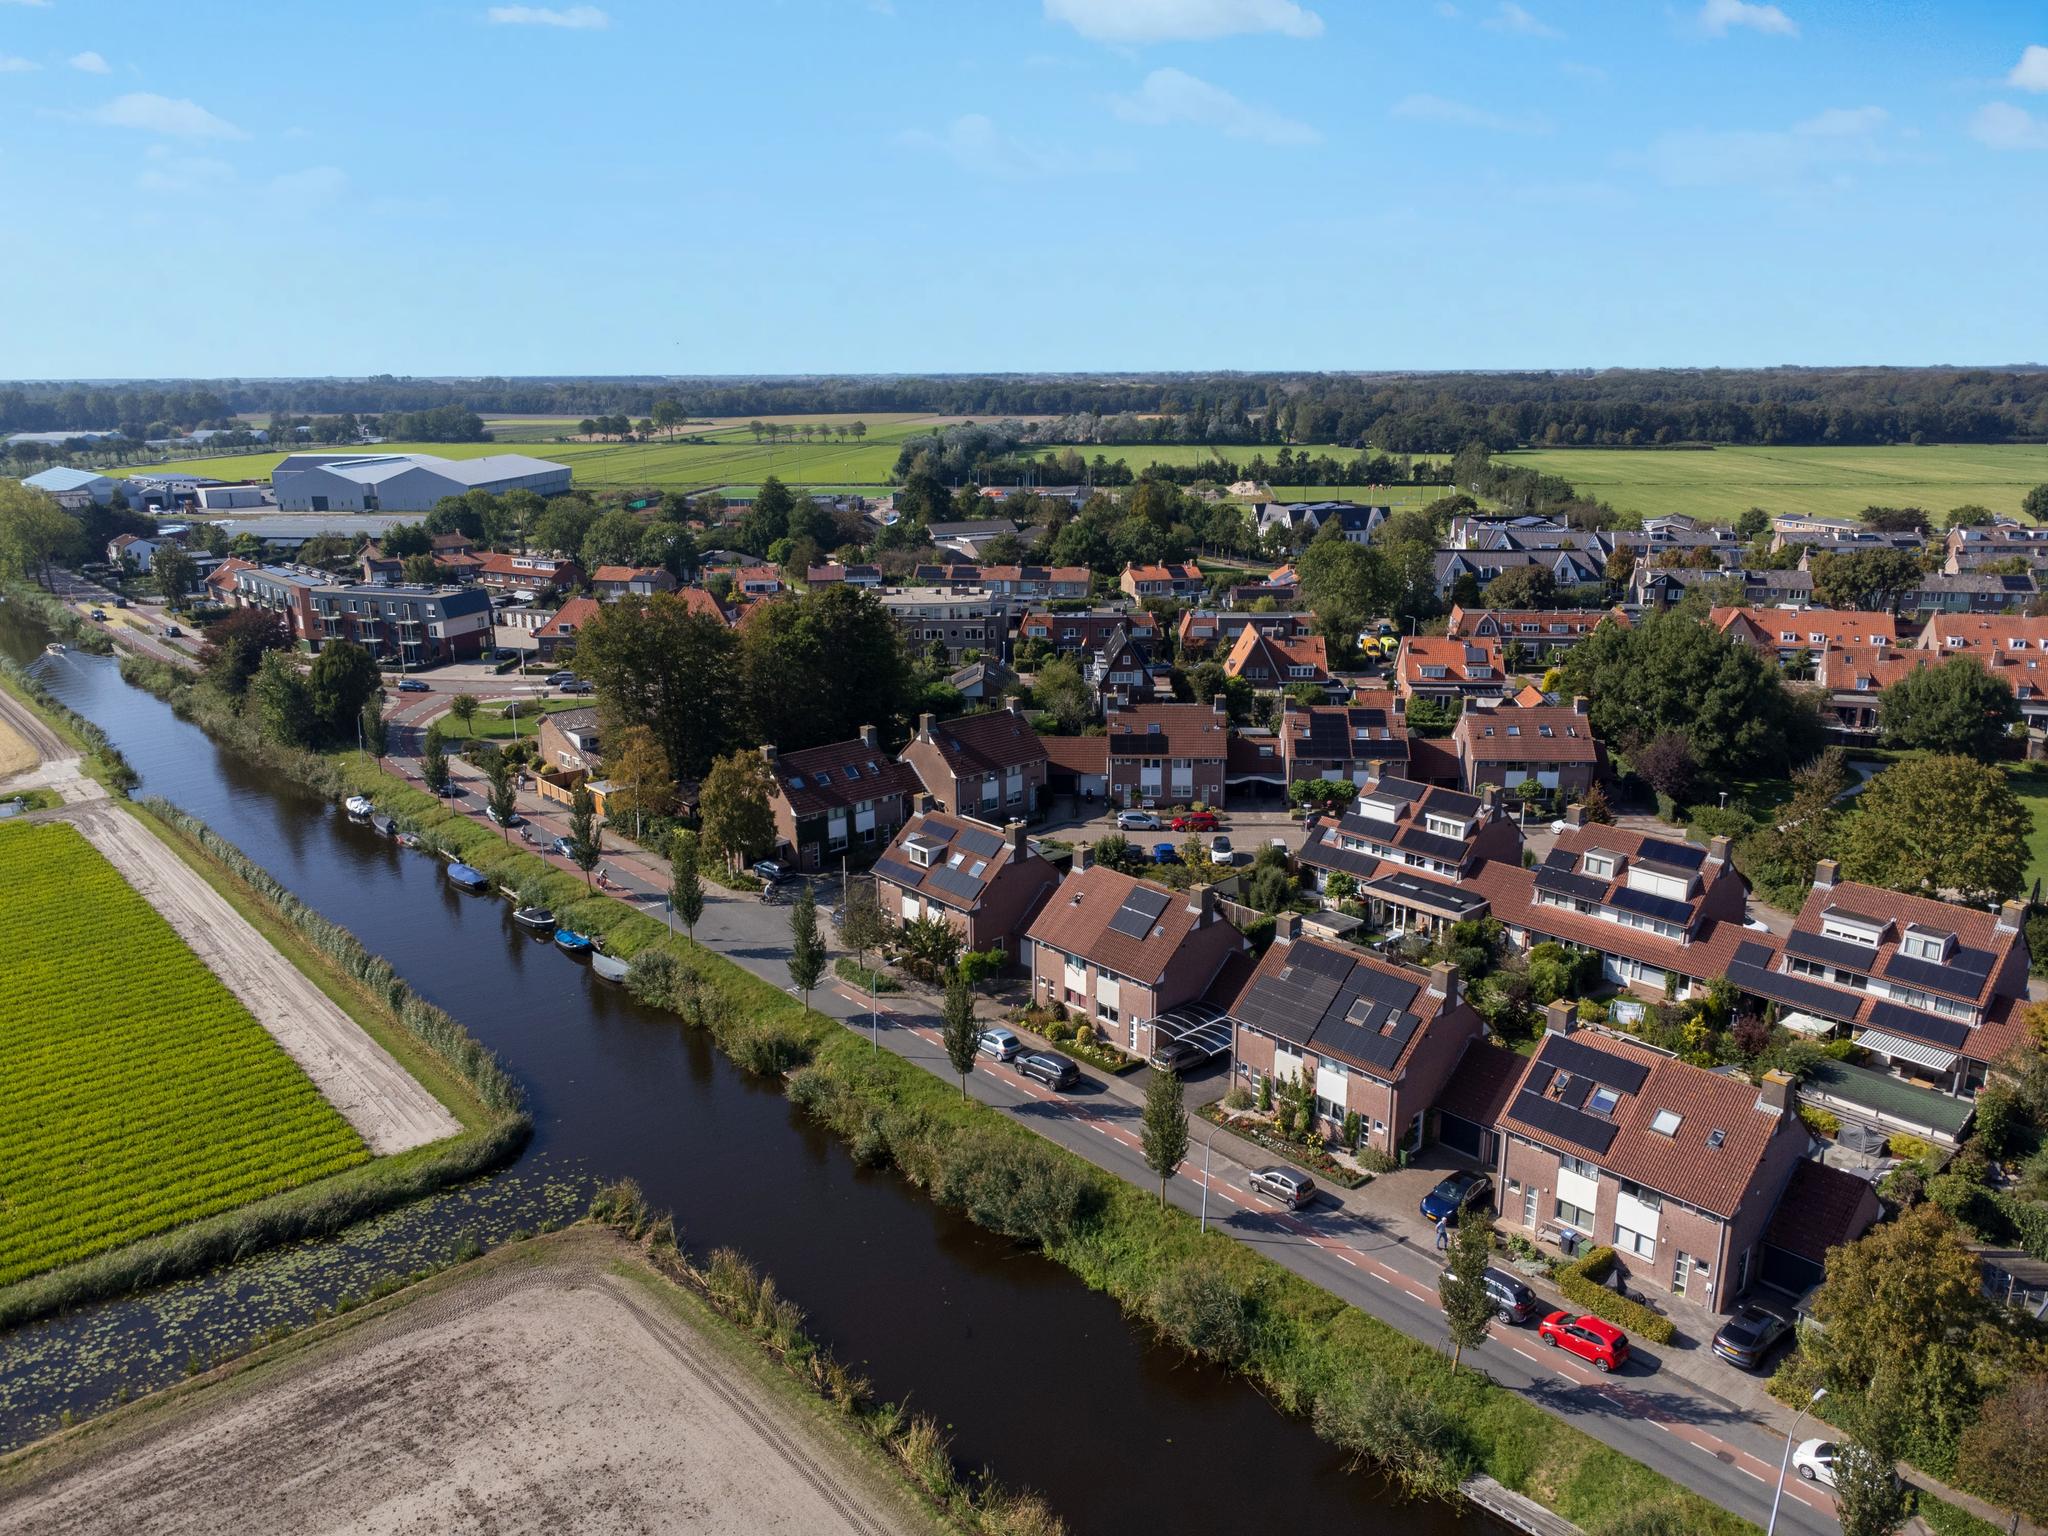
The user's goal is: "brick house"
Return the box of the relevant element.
[537,707,602,776]
[762,726,925,872]
[476,552,581,596]
[1118,561,1204,601]
[1396,635,1507,704]
[1711,606,1897,665]
[1451,697,1603,797]
[534,596,602,660]
[1024,861,1245,1057]
[1278,694,1409,785]
[1490,1008,1810,1315]
[873,809,1062,959]
[1084,623,1163,712]
[900,705,1050,819]
[1227,918,1482,1159]
[1222,625,1339,698]
[1019,609,1160,657]
[1102,699,1231,808]
[1177,608,1314,655]
[1297,773,1522,939]
[1445,606,1624,659]
[592,565,678,599]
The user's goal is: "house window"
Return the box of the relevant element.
[1554,1197,1594,1230]
[1583,853,1615,879]
[1615,1225,1656,1260]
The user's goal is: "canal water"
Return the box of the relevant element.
[0,606,1475,1534]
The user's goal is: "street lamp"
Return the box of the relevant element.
[1199,1123,1217,1233]
[1767,1387,1827,1536]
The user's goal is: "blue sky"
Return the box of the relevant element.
[1,0,2043,376]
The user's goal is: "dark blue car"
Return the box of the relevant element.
[1419,1171,1492,1222]
[1153,842,1179,864]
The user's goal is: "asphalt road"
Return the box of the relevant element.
[392,744,1841,1536]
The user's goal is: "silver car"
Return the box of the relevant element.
[978,1027,1022,1062]
[1248,1166,1316,1208]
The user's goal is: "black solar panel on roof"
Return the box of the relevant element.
[1727,960,1855,1017]
[1427,786,1483,817]
[1106,885,1172,938]
[1533,867,1611,904]
[1541,848,1577,871]
[873,857,922,887]
[1535,1034,1649,1094]
[1394,826,1469,863]
[1881,950,1992,998]
[2003,573,2034,591]
[1126,887,1171,920]
[1510,1090,1620,1155]
[1632,840,1706,871]
[1784,928,1878,970]
[953,824,1006,859]
[1863,998,1973,1050]
[925,864,987,902]
[1376,777,1427,803]
[1557,1072,1593,1109]
[1311,1008,1418,1072]
[1366,871,1487,914]
[1732,940,1777,967]
[1608,885,1697,927]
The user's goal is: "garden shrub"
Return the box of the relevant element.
[1798,1105,1840,1139]
[1555,1246,1678,1345]
[1313,1369,1472,1503]
[1149,1253,1255,1367]
[931,1126,1092,1250]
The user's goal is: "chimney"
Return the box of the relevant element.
[1572,695,1590,715]
[914,791,935,815]
[1187,883,1216,923]
[1076,843,1095,871]
[1813,858,1839,890]
[1007,698,1024,716]
[1758,1069,1796,1116]
[1212,694,1229,721]
[918,712,935,742]
[1006,818,1030,857]
[1428,962,1460,1007]
[1996,898,2027,935]
[1543,999,1574,1037]
[1706,834,1732,867]
[1481,785,1499,811]
[859,723,879,750]
[760,744,778,766]
[1273,912,1301,944]
[1564,804,1585,828]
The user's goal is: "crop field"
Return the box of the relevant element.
[1499,444,2048,523]
[0,821,367,1287]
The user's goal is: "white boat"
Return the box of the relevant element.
[44,642,65,655]
[343,795,375,818]
[590,951,631,983]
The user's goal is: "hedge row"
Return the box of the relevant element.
[1555,1245,1680,1345]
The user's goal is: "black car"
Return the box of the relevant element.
[1482,1268,1539,1324]
[1018,1051,1079,1090]
[1710,1303,1791,1370]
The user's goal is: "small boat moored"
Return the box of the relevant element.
[369,814,396,838]
[446,862,489,892]
[44,642,65,655]
[590,951,630,983]
[397,831,423,848]
[553,928,597,955]
[343,794,375,818]
[513,906,556,932]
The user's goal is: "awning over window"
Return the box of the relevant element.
[1779,1011,1837,1037]
[1852,1028,1958,1073]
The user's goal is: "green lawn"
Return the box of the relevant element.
[2007,763,2048,898]
[450,697,586,741]
[1499,444,2048,523]
[0,820,368,1286]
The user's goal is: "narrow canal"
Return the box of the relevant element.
[0,607,1476,1534]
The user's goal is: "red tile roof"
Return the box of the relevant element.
[1042,735,1109,774]
[1025,863,1234,985]
[1103,701,1231,759]
[1790,877,2022,1010]
[1712,606,1897,650]
[1225,932,1462,1082]
[1761,1161,1879,1266]
[535,596,601,641]
[1454,702,1601,764]
[1223,625,1331,685]
[1123,561,1202,583]
[1435,1040,1528,1128]
[769,735,922,817]
[1398,634,1504,689]
[922,709,1050,775]
[676,586,730,625]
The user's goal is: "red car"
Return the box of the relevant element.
[1538,1311,1630,1372]
[1171,812,1219,832]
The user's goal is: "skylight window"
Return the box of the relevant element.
[1650,1109,1682,1136]
[788,775,805,788]
[1706,1129,1726,1149]
[1588,1086,1621,1116]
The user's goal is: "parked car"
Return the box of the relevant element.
[559,680,595,695]
[1018,1051,1079,1090]
[1171,812,1218,833]
[1710,1304,1791,1371]
[396,678,429,692]
[752,859,788,885]
[546,670,578,686]
[89,609,107,621]
[113,596,129,608]
[1116,809,1161,831]
[1148,1039,1203,1074]
[1248,1166,1316,1209]
[1792,1440,1839,1487]
[1210,834,1233,860]
[1483,1268,1540,1325]
[1538,1311,1630,1372]
[1419,1170,1493,1221]
[1152,842,1179,864]
[161,623,182,638]
[977,1027,1022,1062]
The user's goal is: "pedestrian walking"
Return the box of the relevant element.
[1435,1215,1451,1252]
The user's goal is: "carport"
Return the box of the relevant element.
[1149,1001,1233,1061]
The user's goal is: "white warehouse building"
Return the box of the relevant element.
[270,452,571,513]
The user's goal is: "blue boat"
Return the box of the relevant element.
[447,863,489,892]
[554,928,596,955]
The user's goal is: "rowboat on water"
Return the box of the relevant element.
[44,642,65,655]
[590,951,630,983]
[553,928,597,955]
[513,906,556,932]
[447,863,489,892]
[343,794,375,818]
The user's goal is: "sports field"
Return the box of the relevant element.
[1499,445,2048,523]
[0,821,368,1286]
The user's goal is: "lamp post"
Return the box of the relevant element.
[1199,1123,1217,1233]
[1767,1387,1827,1536]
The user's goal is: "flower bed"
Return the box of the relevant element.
[1010,1006,1142,1075]
[1197,1103,1371,1189]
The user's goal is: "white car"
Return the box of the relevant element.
[1792,1439,1838,1487]
[1115,810,1161,831]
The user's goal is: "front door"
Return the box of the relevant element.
[1672,1250,1693,1296]
[1522,1187,1538,1227]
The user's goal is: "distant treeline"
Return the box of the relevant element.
[5,367,2046,448]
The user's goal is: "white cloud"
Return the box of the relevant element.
[1484,3,1560,39]
[2010,45,2048,92]
[485,5,609,28]
[1639,104,1890,187]
[1560,59,1607,82]
[69,51,110,74]
[88,93,247,141]
[269,165,350,202]
[1044,0,1321,44]
[1971,101,2048,151]
[1111,66,1319,143]
[899,114,1071,180]
[1391,92,1549,134]
[1697,0,1797,38]
[0,54,40,72]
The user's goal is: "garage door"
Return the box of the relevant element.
[1438,1111,1484,1159]
[1760,1244,1824,1297]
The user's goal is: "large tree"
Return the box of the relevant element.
[580,508,645,571]
[739,585,913,751]
[1296,533,1392,643]
[1480,563,1556,610]
[1031,655,1095,734]
[1838,754,2030,902]
[250,650,314,748]
[941,969,979,1096]
[2022,484,2048,525]
[1808,548,1924,613]
[1556,608,1819,778]
[200,607,289,695]
[573,594,740,780]
[602,724,674,836]
[698,750,775,869]
[1957,1375,2048,1526]
[1878,656,2022,760]
[152,544,197,606]
[0,482,78,587]
[1438,1204,1496,1372]
[306,641,380,746]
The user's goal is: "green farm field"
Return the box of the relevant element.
[0,820,368,1286]
[1500,445,2048,523]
